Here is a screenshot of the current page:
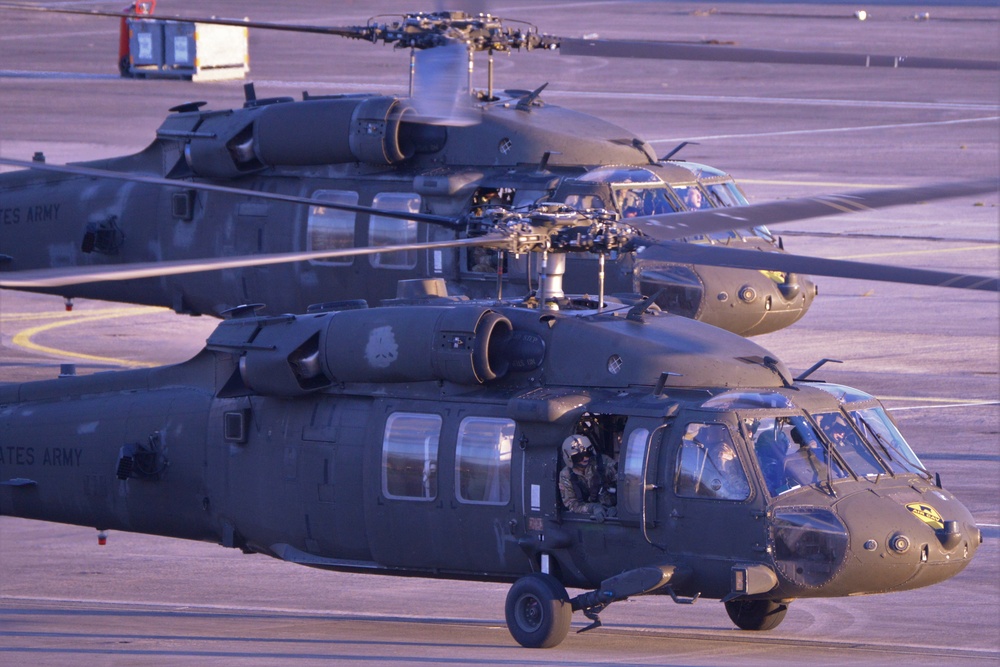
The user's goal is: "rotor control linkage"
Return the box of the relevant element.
[361,11,559,53]
[471,204,633,257]
[570,565,677,633]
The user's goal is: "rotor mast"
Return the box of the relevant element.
[367,11,558,102]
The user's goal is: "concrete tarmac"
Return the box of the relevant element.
[1,1,998,664]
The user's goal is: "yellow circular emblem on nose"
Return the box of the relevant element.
[905,502,944,530]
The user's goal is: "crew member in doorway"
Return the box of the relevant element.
[558,434,618,520]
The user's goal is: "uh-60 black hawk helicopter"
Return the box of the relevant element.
[0,179,995,648]
[1,3,998,651]
[0,4,996,336]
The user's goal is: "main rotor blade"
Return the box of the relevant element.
[8,3,994,72]
[0,4,372,40]
[629,179,999,243]
[0,158,463,230]
[636,241,998,292]
[558,38,1000,72]
[0,237,505,289]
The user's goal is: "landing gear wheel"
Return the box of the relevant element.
[725,599,788,631]
[504,573,573,648]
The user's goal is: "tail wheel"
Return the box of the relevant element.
[504,573,573,648]
[725,599,789,631]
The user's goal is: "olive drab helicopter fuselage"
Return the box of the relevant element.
[0,297,981,648]
[0,86,814,337]
[0,4,994,651]
[2,4,995,334]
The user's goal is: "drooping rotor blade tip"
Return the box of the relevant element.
[0,3,375,39]
[630,178,1000,244]
[0,236,507,289]
[636,241,999,292]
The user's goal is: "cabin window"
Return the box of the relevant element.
[621,428,649,515]
[455,417,514,505]
[307,190,358,265]
[369,192,420,269]
[381,412,441,501]
[223,409,249,444]
[466,247,507,274]
[470,186,515,214]
[674,423,750,501]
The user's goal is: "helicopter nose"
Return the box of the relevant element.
[832,490,979,595]
[768,489,979,598]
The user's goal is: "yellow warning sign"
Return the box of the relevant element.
[906,502,944,530]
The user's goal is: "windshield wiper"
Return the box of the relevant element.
[857,414,932,480]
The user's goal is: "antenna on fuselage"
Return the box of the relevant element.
[795,358,844,382]
[660,141,700,161]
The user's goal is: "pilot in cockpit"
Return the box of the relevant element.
[685,187,707,210]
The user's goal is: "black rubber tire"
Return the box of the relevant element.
[725,598,789,631]
[504,573,573,648]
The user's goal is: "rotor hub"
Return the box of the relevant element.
[362,11,557,52]
[468,204,636,257]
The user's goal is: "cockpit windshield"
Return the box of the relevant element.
[576,166,660,184]
[704,181,747,208]
[670,161,772,243]
[560,165,774,244]
[672,184,712,211]
[813,412,888,478]
[618,185,677,217]
[810,384,928,478]
[705,387,930,496]
[746,415,848,496]
[849,407,929,477]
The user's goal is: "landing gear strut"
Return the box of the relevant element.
[504,565,676,648]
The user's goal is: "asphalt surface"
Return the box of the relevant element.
[1,1,998,665]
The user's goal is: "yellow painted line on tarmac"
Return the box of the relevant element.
[0,306,155,323]
[9,306,165,368]
[833,244,1000,261]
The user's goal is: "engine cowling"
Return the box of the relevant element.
[226,307,513,397]
[321,306,512,386]
[182,96,420,178]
